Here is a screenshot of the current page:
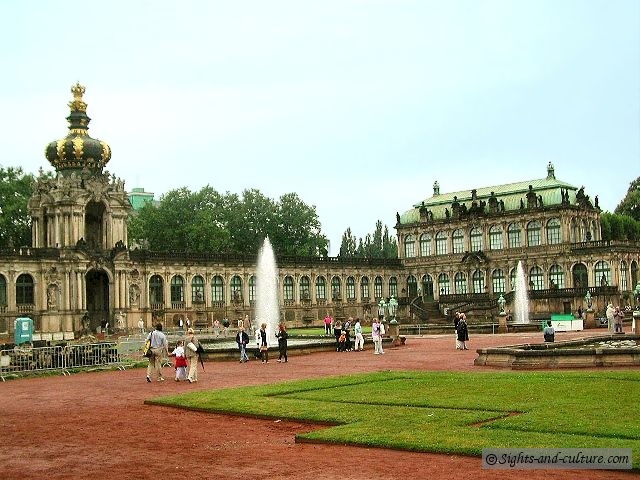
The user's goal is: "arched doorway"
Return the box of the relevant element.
[421,274,434,300]
[572,263,588,291]
[86,269,110,333]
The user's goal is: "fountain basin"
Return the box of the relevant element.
[474,335,640,369]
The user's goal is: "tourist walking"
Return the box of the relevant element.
[236,326,249,362]
[456,314,469,350]
[185,327,201,383]
[353,318,364,351]
[543,320,555,343]
[146,323,169,382]
[372,316,384,355]
[454,312,462,350]
[169,339,188,381]
[259,323,269,363]
[276,323,288,362]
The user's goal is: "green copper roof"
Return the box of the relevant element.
[400,163,593,224]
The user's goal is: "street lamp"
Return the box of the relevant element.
[632,282,640,334]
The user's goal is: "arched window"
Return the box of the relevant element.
[331,276,342,300]
[508,223,521,248]
[620,261,628,291]
[527,220,542,247]
[419,234,432,256]
[315,275,327,300]
[492,269,505,294]
[489,225,503,250]
[16,273,35,305]
[452,229,465,254]
[299,275,311,300]
[230,275,243,302]
[530,266,544,290]
[549,265,564,289]
[435,231,448,255]
[360,276,370,300]
[404,234,416,258]
[454,272,467,294]
[346,276,356,300]
[595,261,611,286]
[211,275,224,303]
[374,276,383,299]
[472,270,485,293]
[283,276,294,301]
[0,274,7,307]
[191,275,205,303]
[509,268,517,291]
[421,274,434,299]
[470,227,483,251]
[438,273,450,295]
[149,275,164,306]
[170,276,184,308]
[546,218,561,245]
[407,275,418,297]
[572,263,588,290]
[389,277,398,297]
[249,275,256,302]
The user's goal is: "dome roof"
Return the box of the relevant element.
[45,83,111,174]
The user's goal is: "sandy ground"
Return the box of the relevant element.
[0,327,637,480]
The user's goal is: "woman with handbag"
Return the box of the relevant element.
[185,327,200,383]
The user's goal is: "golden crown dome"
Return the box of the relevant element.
[45,83,111,173]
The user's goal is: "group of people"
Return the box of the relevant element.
[145,323,201,383]
[605,303,626,334]
[234,322,289,364]
[330,317,368,352]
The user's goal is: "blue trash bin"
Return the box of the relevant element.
[14,317,34,345]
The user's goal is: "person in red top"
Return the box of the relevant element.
[324,314,332,335]
[169,340,188,381]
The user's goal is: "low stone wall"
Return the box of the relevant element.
[474,335,640,369]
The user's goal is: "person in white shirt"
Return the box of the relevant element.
[354,318,364,351]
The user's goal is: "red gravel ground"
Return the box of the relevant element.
[0,328,638,480]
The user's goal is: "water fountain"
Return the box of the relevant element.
[514,261,530,324]
[254,237,280,346]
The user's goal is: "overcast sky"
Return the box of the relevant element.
[1,0,638,254]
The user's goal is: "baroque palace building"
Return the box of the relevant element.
[0,84,638,338]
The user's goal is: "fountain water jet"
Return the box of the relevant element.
[255,237,280,346]
[514,261,530,324]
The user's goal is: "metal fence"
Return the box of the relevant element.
[0,341,144,381]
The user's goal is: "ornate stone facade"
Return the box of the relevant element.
[0,86,638,337]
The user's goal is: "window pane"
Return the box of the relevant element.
[527,221,541,246]
[316,276,326,300]
[452,229,464,254]
[489,226,503,250]
[470,228,483,251]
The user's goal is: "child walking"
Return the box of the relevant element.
[170,340,188,381]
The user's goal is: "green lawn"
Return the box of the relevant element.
[147,370,640,468]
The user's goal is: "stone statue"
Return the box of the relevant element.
[377,298,386,318]
[497,294,506,315]
[388,296,398,319]
[47,284,58,310]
